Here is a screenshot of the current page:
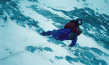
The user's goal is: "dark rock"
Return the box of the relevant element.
[80,59,91,65]
[26,46,36,52]
[100,60,108,65]
[6,49,8,50]
[44,47,53,52]
[65,56,73,64]
[31,47,36,52]
[9,1,17,8]
[74,49,80,56]
[3,16,7,21]
[10,15,17,20]
[80,52,90,61]
[90,48,103,56]
[0,8,4,15]
[28,0,38,2]
[34,47,37,50]
[77,0,79,2]
[0,0,11,2]
[26,46,33,51]
[49,59,53,63]
[2,4,13,15]
[90,60,100,65]
[61,44,67,47]
[38,47,43,52]
[82,0,86,2]
[10,52,12,54]
[55,56,63,60]
[84,51,95,60]
[80,52,84,56]
[65,56,78,64]
[27,19,39,27]
[1,25,4,27]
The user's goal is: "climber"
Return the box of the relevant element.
[40,19,82,47]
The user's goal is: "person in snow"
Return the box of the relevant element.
[40,19,82,47]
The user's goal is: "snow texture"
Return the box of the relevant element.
[0,0,109,65]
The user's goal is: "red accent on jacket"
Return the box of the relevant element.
[64,23,82,36]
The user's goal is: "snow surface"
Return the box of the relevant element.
[0,17,75,65]
[38,0,109,15]
[0,0,109,65]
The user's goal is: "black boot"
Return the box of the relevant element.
[40,32,46,36]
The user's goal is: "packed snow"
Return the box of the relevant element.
[0,0,109,65]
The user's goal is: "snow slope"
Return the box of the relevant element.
[38,0,109,15]
[0,0,109,65]
[0,16,78,65]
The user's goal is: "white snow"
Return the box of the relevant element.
[38,0,109,15]
[0,18,71,65]
[0,0,109,65]
[18,0,57,31]
[77,34,109,55]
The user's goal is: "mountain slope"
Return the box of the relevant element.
[0,0,109,65]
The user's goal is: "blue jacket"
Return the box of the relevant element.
[46,28,77,47]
